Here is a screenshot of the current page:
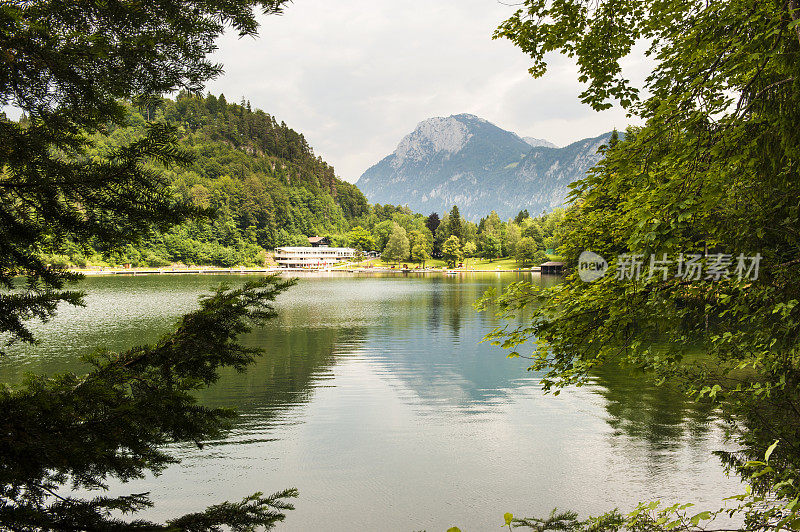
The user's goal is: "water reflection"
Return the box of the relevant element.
[1,272,740,531]
[593,365,718,450]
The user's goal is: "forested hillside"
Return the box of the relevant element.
[40,92,369,267]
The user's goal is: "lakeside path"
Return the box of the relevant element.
[70,265,544,276]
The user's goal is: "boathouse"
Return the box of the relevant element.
[540,261,565,275]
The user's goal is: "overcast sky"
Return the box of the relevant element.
[2,1,649,183]
[204,0,649,183]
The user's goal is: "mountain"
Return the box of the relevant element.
[356,114,611,221]
[490,132,612,219]
[522,136,557,148]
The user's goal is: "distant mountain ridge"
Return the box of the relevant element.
[522,136,557,148]
[356,114,611,221]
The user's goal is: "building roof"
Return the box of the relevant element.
[540,261,565,266]
[275,246,354,253]
[307,236,329,244]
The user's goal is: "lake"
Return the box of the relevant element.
[1,272,742,531]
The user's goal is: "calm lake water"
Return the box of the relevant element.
[1,273,742,531]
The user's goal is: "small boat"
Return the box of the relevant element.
[445,270,458,275]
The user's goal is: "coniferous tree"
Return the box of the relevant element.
[425,212,441,234]
[434,214,451,258]
[1,0,288,345]
[0,1,304,530]
[447,205,465,242]
[514,209,531,225]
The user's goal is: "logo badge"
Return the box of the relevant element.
[578,250,608,282]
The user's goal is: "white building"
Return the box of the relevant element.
[274,246,355,269]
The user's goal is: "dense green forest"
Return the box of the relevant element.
[37,92,370,267]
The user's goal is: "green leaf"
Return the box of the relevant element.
[690,511,711,525]
[765,440,779,462]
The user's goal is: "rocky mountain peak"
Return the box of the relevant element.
[357,113,608,220]
[393,115,473,165]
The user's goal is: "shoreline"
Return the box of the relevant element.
[70,266,544,276]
